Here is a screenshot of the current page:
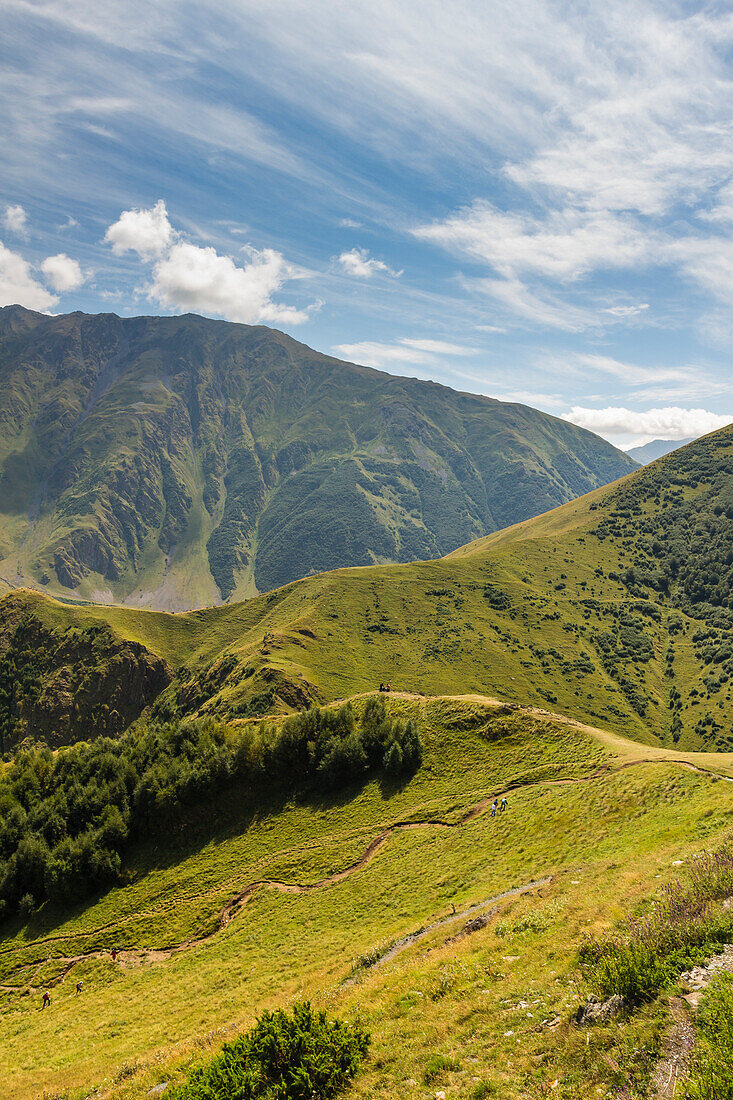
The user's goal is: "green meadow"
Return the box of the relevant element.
[2,694,733,1099]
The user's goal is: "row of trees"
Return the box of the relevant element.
[0,697,422,919]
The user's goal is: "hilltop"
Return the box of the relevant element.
[0,306,635,609]
[3,424,733,751]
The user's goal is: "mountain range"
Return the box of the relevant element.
[3,381,733,1100]
[626,437,695,464]
[0,306,636,610]
[3,420,733,752]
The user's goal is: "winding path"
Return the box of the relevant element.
[1,751,728,994]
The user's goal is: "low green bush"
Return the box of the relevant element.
[169,1001,369,1100]
[686,975,733,1099]
[423,1053,460,1083]
[580,847,733,1004]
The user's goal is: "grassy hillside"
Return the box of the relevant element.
[2,693,733,1100]
[3,424,733,754]
[0,306,635,609]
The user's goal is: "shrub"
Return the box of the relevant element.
[18,892,35,918]
[580,845,733,1004]
[471,1084,499,1100]
[686,975,733,1099]
[169,1001,369,1100]
[423,1053,460,1083]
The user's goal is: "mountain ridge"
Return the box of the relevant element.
[0,306,636,609]
[626,436,695,464]
[4,421,733,752]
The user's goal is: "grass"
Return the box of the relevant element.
[5,433,733,751]
[580,846,733,1003]
[687,975,733,1099]
[2,695,733,1098]
[5,429,733,759]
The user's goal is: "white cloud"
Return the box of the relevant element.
[565,405,732,448]
[0,241,57,311]
[104,202,313,325]
[59,216,80,230]
[415,202,651,281]
[701,181,733,225]
[41,253,86,292]
[565,353,702,389]
[3,205,28,236]
[666,234,733,306]
[338,248,401,278]
[104,199,174,260]
[604,303,649,318]
[401,338,477,355]
[333,336,478,368]
[149,241,310,325]
[473,276,598,332]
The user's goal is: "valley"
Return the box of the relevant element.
[2,412,733,1099]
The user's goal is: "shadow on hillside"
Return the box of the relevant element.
[1,768,415,945]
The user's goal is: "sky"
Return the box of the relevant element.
[2,1,733,449]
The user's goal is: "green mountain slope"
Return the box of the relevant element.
[0,306,635,609]
[2,692,733,1100]
[3,424,733,751]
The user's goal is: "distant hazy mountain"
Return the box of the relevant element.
[626,437,695,464]
[0,306,637,609]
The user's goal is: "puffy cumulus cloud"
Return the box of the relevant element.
[104,199,174,260]
[40,253,85,292]
[0,241,58,311]
[3,205,28,236]
[333,336,477,368]
[565,405,732,447]
[337,248,401,278]
[149,242,310,325]
[105,203,313,325]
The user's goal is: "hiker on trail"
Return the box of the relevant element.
[500,796,508,813]
[111,949,118,962]
[41,991,50,1009]
[386,683,392,692]
[379,683,385,692]
[491,799,498,816]
[76,980,83,995]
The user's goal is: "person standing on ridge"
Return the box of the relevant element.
[41,991,50,1009]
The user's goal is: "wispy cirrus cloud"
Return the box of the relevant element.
[4,0,733,417]
[333,336,478,369]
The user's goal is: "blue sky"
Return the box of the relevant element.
[2,0,733,448]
